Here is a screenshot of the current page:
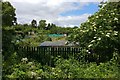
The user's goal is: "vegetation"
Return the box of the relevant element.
[2,1,120,79]
[2,1,17,26]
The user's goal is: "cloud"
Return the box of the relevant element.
[53,14,91,27]
[3,0,109,3]
[3,0,94,27]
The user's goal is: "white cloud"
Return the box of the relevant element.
[3,0,93,27]
[53,14,91,27]
[3,0,109,3]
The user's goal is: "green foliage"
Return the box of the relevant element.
[2,1,17,26]
[4,56,120,79]
[2,1,120,79]
[68,1,120,63]
[31,19,37,28]
[39,20,47,29]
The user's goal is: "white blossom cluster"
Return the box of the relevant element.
[113,31,118,35]
[86,50,91,54]
[91,40,95,43]
[31,71,37,76]
[106,33,110,37]
[88,44,93,48]
[114,18,118,21]
[21,57,28,62]
[28,62,33,65]
[97,37,101,41]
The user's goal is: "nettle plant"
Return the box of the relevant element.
[68,1,120,63]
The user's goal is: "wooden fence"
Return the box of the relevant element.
[15,46,82,66]
[15,46,81,54]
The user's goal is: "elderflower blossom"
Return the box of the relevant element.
[88,44,93,48]
[114,18,118,21]
[86,50,89,52]
[88,52,91,54]
[94,29,96,31]
[31,71,37,76]
[97,37,101,41]
[91,40,95,43]
[28,62,33,65]
[114,31,118,35]
[21,57,28,62]
[96,16,99,18]
[37,77,41,79]
[109,20,112,23]
[103,19,106,20]
[94,37,97,39]
[99,14,102,16]
[106,33,110,37]
[112,13,115,15]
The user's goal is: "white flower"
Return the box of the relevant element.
[107,33,110,35]
[99,14,102,16]
[16,40,19,43]
[86,30,89,32]
[97,38,101,40]
[103,19,106,20]
[93,22,96,26]
[91,40,95,43]
[88,52,91,54]
[106,33,110,37]
[82,31,85,33]
[96,16,99,18]
[21,57,28,62]
[88,44,93,48]
[99,26,102,28]
[52,68,55,70]
[37,77,41,79]
[28,62,33,65]
[114,18,118,21]
[94,37,97,39]
[114,31,118,35]
[86,50,89,52]
[31,72,37,76]
[112,13,115,15]
[80,30,82,32]
[94,29,96,31]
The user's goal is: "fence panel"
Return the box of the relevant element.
[15,46,81,63]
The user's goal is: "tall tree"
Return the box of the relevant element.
[2,1,17,26]
[31,19,37,28]
[39,20,46,29]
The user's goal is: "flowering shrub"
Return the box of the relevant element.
[68,1,120,63]
[4,56,120,79]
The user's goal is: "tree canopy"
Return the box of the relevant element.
[2,1,17,26]
[39,20,47,29]
[31,19,37,28]
[68,1,120,62]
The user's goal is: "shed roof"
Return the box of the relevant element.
[40,40,75,46]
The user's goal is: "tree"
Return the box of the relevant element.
[46,23,51,30]
[31,19,37,28]
[39,20,46,29]
[2,1,17,26]
[68,1,120,63]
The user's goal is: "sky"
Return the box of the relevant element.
[3,0,106,27]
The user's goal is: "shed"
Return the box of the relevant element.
[40,40,75,46]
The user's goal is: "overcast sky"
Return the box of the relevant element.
[3,0,106,27]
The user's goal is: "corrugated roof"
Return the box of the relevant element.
[40,40,75,46]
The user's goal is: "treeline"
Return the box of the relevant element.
[1,1,78,35]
